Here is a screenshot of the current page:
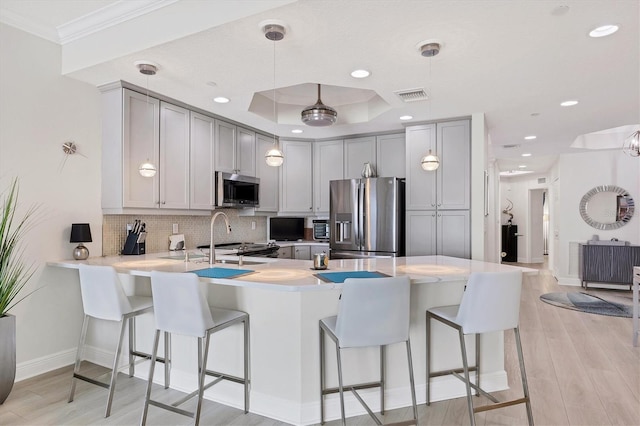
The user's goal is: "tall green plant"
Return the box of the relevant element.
[0,178,37,316]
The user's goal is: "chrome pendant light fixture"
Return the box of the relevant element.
[135,61,158,177]
[421,149,440,171]
[301,84,337,127]
[622,129,640,157]
[262,22,285,167]
[418,40,441,171]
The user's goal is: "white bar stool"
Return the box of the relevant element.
[69,264,170,418]
[141,271,250,426]
[426,270,534,426]
[319,276,418,425]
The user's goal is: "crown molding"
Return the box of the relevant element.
[57,0,178,44]
[0,8,60,43]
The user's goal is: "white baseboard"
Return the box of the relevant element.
[16,344,126,382]
[16,348,76,382]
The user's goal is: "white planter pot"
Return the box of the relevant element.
[0,314,16,404]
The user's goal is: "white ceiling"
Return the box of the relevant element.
[1,0,638,175]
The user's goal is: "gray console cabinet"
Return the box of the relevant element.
[579,244,640,289]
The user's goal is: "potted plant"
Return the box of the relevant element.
[1,178,37,404]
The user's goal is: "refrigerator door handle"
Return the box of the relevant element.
[358,182,365,250]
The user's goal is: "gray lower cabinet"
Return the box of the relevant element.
[406,210,470,258]
[277,246,293,259]
[294,245,311,260]
[579,244,640,288]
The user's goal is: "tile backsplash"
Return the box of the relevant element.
[103,210,267,256]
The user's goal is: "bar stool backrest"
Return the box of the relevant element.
[150,271,214,337]
[78,264,133,321]
[335,276,411,348]
[455,270,523,334]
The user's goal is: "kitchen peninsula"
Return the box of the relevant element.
[48,254,535,425]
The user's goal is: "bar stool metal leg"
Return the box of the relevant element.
[319,326,326,425]
[69,314,90,403]
[105,316,128,418]
[515,327,534,425]
[475,333,480,396]
[380,345,385,415]
[459,329,476,426]
[336,344,346,426]
[129,317,135,378]
[425,311,431,405]
[141,329,160,426]
[164,332,171,389]
[243,316,250,414]
[406,339,418,422]
[195,334,212,426]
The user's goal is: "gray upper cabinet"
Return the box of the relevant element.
[119,88,160,209]
[237,127,257,176]
[255,133,279,212]
[313,139,344,214]
[376,133,405,178]
[159,101,190,209]
[280,140,313,213]
[405,120,470,210]
[437,120,470,210]
[214,121,256,176]
[190,111,215,210]
[344,136,376,179]
[214,120,236,173]
[405,124,437,210]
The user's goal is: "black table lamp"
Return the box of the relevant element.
[70,223,92,260]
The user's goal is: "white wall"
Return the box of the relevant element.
[0,23,103,377]
[555,149,640,284]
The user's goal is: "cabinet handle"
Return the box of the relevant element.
[309,207,312,210]
[162,201,166,205]
[431,203,435,207]
[437,203,442,207]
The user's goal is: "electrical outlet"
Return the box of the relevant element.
[251,221,256,230]
[172,223,179,234]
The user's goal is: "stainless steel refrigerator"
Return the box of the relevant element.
[330,177,405,259]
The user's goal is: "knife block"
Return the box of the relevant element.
[122,232,146,255]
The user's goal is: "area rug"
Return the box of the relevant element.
[539,292,633,318]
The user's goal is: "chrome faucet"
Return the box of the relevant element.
[210,211,231,266]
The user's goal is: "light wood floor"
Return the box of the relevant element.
[1,262,639,425]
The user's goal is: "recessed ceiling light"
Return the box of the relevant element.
[589,25,619,38]
[560,100,578,107]
[522,153,532,157]
[524,135,537,140]
[350,69,370,78]
[206,81,217,87]
[531,112,540,117]
[519,165,527,168]
[400,115,413,121]
[213,97,229,104]
[291,129,303,134]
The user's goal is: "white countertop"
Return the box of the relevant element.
[47,252,536,292]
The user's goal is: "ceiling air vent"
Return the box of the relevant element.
[394,88,428,103]
[538,177,546,184]
[502,144,521,149]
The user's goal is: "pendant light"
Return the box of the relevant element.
[622,130,640,157]
[135,61,158,177]
[421,149,440,171]
[263,22,285,167]
[301,84,337,126]
[418,41,441,171]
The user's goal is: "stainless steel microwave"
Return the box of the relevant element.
[214,172,260,208]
